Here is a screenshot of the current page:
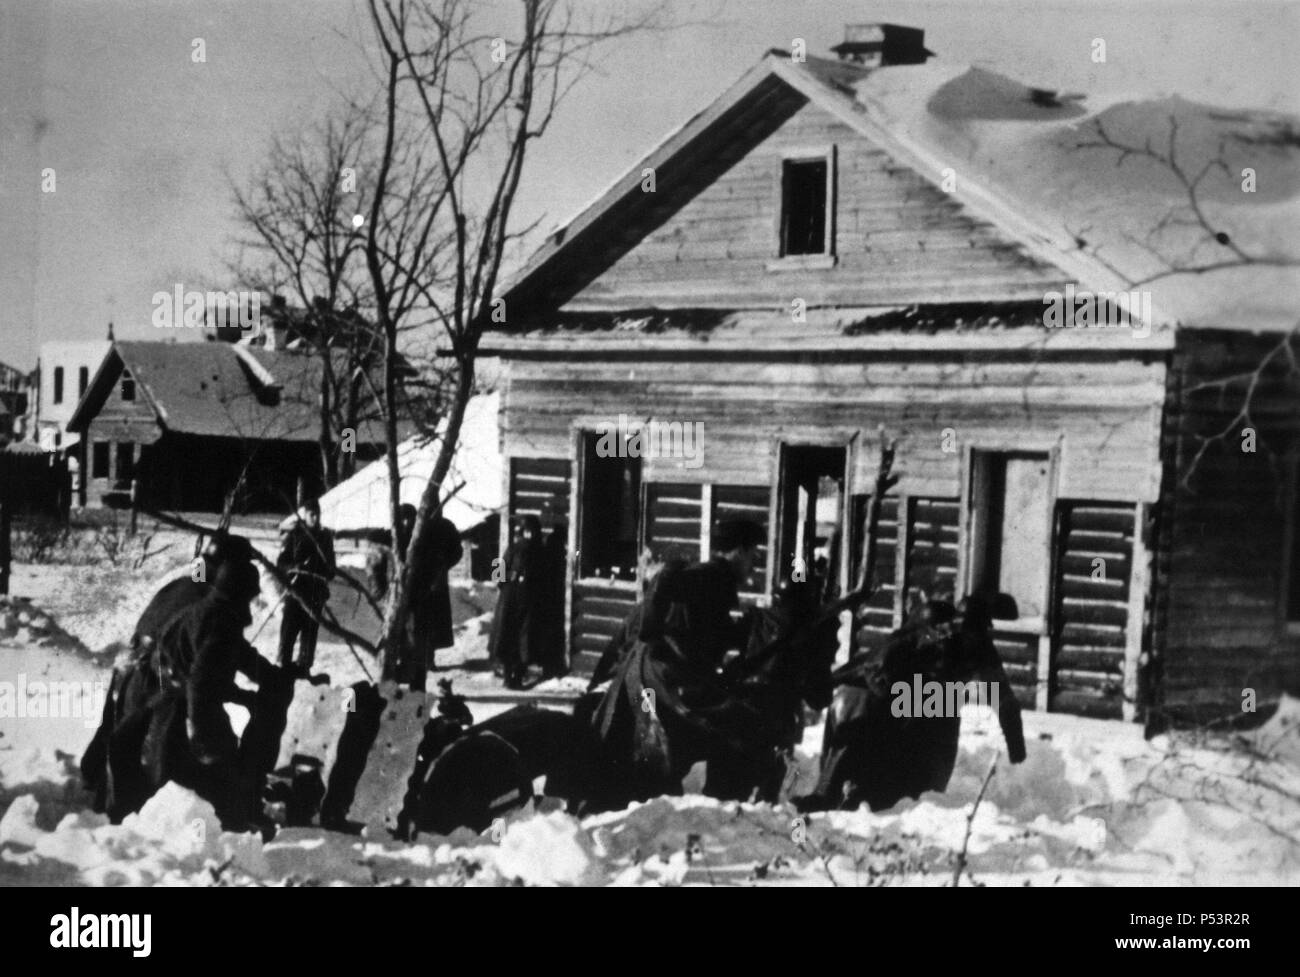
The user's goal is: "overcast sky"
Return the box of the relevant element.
[1,0,1295,368]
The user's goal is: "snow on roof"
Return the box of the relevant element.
[503,51,1299,334]
[849,60,1300,331]
[317,392,501,535]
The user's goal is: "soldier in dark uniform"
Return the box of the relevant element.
[144,553,275,831]
[488,515,545,689]
[587,519,765,808]
[799,594,1026,812]
[82,531,260,821]
[133,532,256,650]
[398,505,464,690]
[276,498,335,675]
[587,553,688,692]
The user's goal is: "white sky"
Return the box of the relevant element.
[1,0,1296,368]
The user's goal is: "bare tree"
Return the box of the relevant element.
[358,0,663,680]
[230,110,396,487]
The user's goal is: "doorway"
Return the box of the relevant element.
[776,444,848,601]
[967,450,1053,626]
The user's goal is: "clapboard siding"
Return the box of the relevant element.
[1050,501,1136,719]
[1155,328,1300,720]
[502,354,1165,503]
[566,99,1067,310]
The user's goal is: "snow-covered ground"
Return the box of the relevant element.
[2,565,1298,887]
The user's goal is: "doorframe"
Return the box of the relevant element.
[960,439,1062,712]
[772,434,857,659]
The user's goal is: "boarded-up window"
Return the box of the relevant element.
[120,372,136,402]
[712,484,769,601]
[78,366,89,398]
[508,456,570,524]
[904,497,960,614]
[644,483,702,564]
[1051,501,1134,719]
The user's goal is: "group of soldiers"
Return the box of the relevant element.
[582,517,1028,812]
[81,500,1028,836]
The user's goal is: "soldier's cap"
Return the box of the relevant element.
[299,497,321,514]
[713,518,765,553]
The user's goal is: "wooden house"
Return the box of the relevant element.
[483,28,1300,724]
[66,340,389,513]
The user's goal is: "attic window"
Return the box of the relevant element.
[781,156,831,256]
[120,372,135,402]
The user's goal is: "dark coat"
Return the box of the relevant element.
[654,557,746,672]
[407,516,464,662]
[133,576,209,649]
[586,557,756,806]
[276,522,336,605]
[534,528,569,673]
[813,619,1026,811]
[83,573,212,820]
[81,656,165,822]
[142,591,268,814]
[488,536,546,669]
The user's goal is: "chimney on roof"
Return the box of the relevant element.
[831,24,933,67]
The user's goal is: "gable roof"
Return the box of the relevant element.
[500,49,1299,333]
[67,341,389,444]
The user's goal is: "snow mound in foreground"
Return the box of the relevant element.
[1,783,268,886]
[2,699,1299,886]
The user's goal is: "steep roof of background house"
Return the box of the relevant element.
[67,341,394,444]
[497,46,1298,334]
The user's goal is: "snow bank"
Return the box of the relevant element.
[1,783,269,886]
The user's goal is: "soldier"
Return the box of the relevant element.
[798,594,1026,812]
[82,531,262,821]
[587,519,765,806]
[133,532,257,651]
[488,515,545,689]
[143,550,276,831]
[398,504,464,690]
[276,497,335,675]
